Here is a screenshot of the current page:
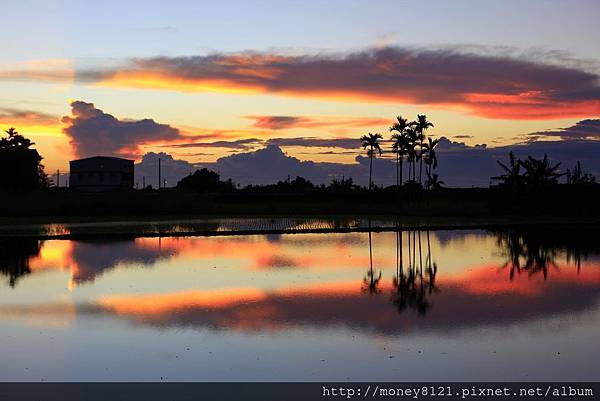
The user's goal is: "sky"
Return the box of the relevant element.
[1,0,600,184]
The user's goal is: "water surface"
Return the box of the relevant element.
[1,225,599,381]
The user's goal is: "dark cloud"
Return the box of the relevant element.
[99,46,600,119]
[529,119,600,140]
[4,47,600,119]
[249,116,303,130]
[164,136,365,152]
[453,134,474,139]
[266,137,360,149]
[167,138,261,150]
[62,100,181,158]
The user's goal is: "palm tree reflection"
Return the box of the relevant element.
[390,229,438,316]
[362,224,382,295]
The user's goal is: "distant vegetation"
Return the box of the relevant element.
[0,127,49,191]
[1,121,598,218]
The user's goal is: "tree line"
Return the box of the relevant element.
[360,114,442,191]
[1,123,597,194]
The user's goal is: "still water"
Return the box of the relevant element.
[1,225,599,381]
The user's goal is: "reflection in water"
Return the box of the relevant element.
[493,227,599,280]
[68,239,173,284]
[389,229,438,316]
[362,226,382,295]
[0,238,41,287]
[0,224,600,380]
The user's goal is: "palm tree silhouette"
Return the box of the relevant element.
[413,115,434,186]
[390,116,410,187]
[422,137,440,185]
[403,126,419,183]
[425,173,445,190]
[360,132,383,190]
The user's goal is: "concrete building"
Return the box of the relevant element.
[69,156,134,191]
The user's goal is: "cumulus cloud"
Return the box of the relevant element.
[199,138,600,187]
[528,119,600,140]
[62,100,181,158]
[134,152,196,188]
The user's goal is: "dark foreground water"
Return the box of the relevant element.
[1,224,599,381]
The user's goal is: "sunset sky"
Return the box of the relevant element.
[1,0,600,174]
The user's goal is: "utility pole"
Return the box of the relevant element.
[143,176,145,188]
[56,170,60,187]
[158,158,161,190]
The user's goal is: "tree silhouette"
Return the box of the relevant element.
[1,127,35,149]
[422,137,440,186]
[360,132,383,190]
[0,127,48,190]
[425,172,445,190]
[519,154,563,187]
[403,126,419,183]
[390,116,410,187]
[412,115,434,186]
[566,160,596,185]
[492,151,523,188]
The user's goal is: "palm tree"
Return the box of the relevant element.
[403,126,419,182]
[421,137,440,180]
[390,116,410,187]
[360,133,383,190]
[425,172,445,190]
[492,151,523,188]
[519,154,563,187]
[413,115,434,186]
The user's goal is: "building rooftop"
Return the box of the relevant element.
[70,156,134,163]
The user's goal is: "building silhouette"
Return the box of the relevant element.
[69,156,134,191]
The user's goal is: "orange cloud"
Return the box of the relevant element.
[91,48,600,120]
[246,115,389,131]
[0,108,60,128]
